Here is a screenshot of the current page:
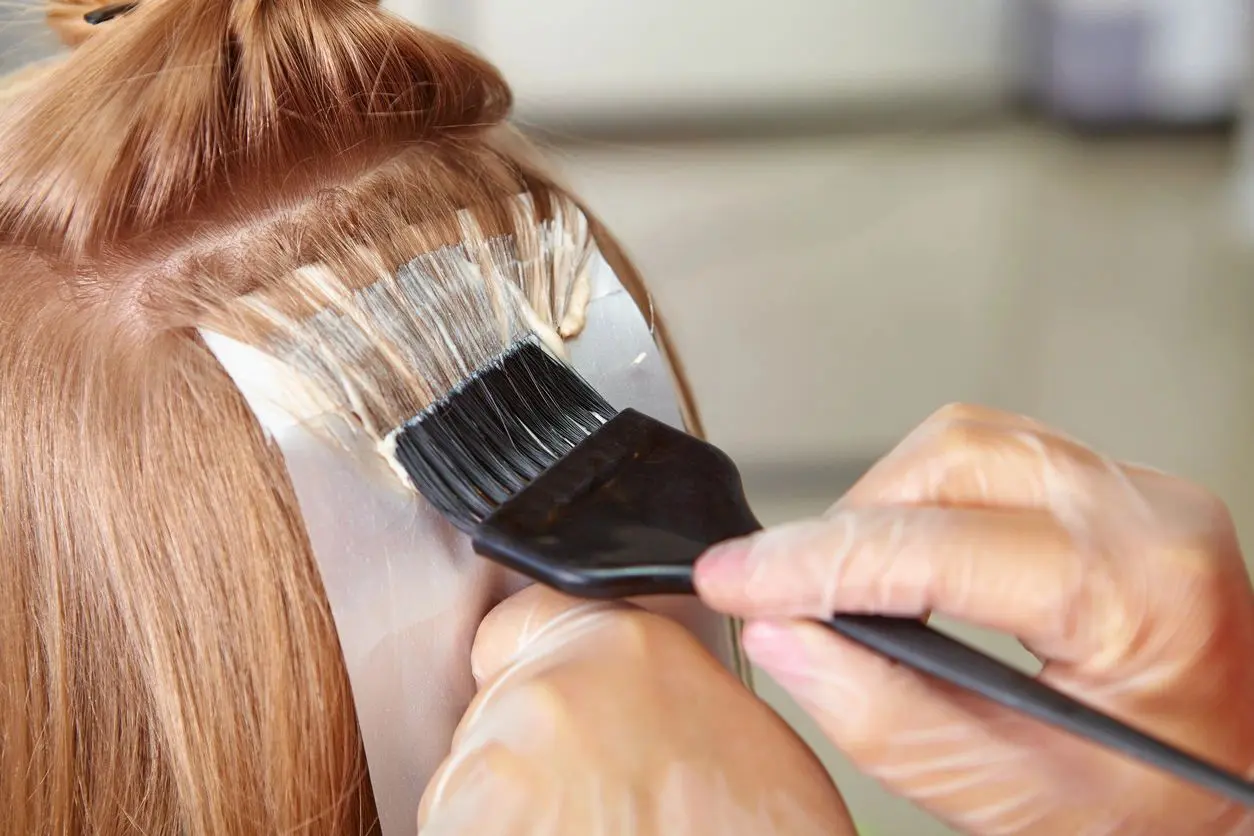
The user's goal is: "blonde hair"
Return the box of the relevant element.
[0,1,701,832]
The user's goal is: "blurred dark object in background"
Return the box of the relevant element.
[1018,0,1248,132]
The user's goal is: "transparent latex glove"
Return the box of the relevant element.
[417,584,856,836]
[694,403,1254,836]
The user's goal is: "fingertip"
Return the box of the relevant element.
[695,519,832,616]
[692,536,756,605]
[745,619,907,739]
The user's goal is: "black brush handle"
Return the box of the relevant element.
[83,2,136,24]
[826,615,1254,805]
[475,409,1254,805]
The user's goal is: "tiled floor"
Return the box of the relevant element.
[548,123,1254,834]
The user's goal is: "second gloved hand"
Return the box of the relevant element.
[417,584,856,835]
[696,403,1254,835]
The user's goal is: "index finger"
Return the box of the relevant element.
[836,403,1130,514]
[695,505,1113,664]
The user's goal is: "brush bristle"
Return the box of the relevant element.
[390,337,617,530]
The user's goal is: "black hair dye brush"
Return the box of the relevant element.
[392,335,1254,808]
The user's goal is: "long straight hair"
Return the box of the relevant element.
[0,1,702,832]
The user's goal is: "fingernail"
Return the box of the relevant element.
[698,518,830,592]
[693,533,760,589]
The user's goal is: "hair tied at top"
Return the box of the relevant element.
[3,0,514,255]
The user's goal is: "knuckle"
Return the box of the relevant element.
[600,609,687,659]
[1154,481,1240,574]
[921,401,988,430]
[1168,533,1234,588]
[916,406,1023,464]
[922,401,1036,428]
[931,416,993,458]
[474,740,531,775]
[1189,482,1237,536]
[922,418,1026,482]
[517,677,573,721]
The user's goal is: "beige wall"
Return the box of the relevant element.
[384,0,1016,123]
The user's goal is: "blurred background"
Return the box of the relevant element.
[7,1,1254,832]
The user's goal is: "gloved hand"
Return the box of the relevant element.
[417,585,856,835]
[695,403,1254,835]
